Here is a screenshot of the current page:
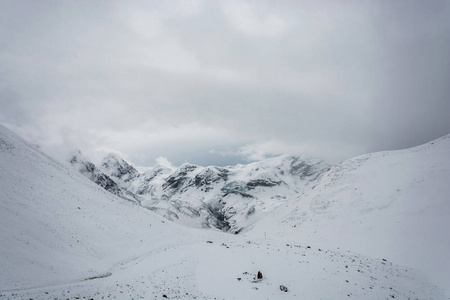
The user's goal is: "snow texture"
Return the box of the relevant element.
[246,134,450,295]
[0,125,449,299]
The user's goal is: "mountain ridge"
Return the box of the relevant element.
[70,151,330,233]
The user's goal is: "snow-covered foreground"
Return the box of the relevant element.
[0,125,448,299]
[3,237,445,300]
[246,134,450,296]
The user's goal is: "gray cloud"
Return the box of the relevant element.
[1,0,449,167]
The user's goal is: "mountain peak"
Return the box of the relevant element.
[100,153,139,184]
[67,150,139,204]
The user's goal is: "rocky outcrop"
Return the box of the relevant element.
[69,152,330,233]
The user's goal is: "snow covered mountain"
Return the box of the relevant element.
[1,124,448,299]
[246,134,450,294]
[68,150,141,204]
[100,153,140,189]
[65,134,450,295]
[0,125,188,291]
[75,151,330,233]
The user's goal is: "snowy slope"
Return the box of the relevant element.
[0,125,447,299]
[0,125,193,290]
[245,134,450,295]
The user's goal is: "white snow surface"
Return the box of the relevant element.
[246,134,450,296]
[0,125,449,299]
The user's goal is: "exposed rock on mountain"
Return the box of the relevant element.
[68,150,140,204]
[69,152,329,233]
[100,153,139,188]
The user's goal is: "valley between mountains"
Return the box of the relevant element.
[1,124,449,299]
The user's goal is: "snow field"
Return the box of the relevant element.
[1,126,449,299]
[1,238,445,300]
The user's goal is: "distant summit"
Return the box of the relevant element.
[100,153,139,188]
[68,150,140,204]
[69,151,329,233]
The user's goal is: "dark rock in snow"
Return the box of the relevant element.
[246,179,282,190]
[257,271,263,280]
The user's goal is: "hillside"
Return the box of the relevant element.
[0,125,448,299]
[0,125,195,290]
[245,134,450,294]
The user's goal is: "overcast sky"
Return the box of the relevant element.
[1,0,449,167]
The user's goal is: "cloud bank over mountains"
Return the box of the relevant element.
[1,0,449,167]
